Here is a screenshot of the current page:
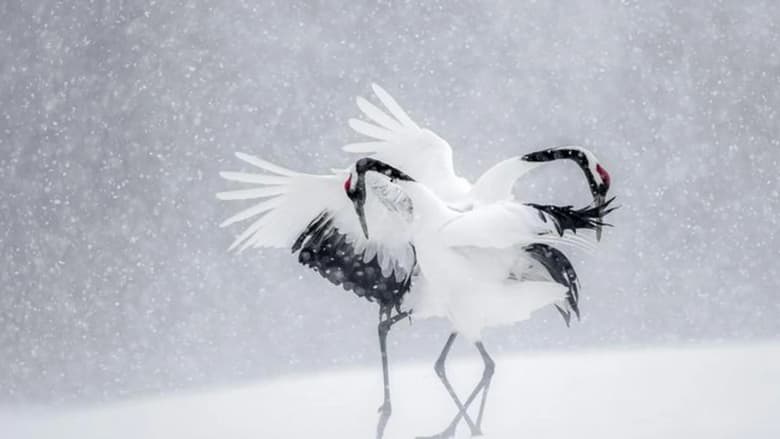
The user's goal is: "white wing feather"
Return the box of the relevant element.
[342,141,386,153]
[234,152,300,176]
[218,155,416,280]
[219,197,285,228]
[356,96,404,132]
[344,84,470,202]
[216,186,288,200]
[219,172,289,185]
[348,119,397,142]
[370,83,420,130]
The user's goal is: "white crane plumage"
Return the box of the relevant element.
[217,84,614,439]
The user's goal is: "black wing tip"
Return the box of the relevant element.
[292,211,414,308]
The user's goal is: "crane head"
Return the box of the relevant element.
[522,146,612,239]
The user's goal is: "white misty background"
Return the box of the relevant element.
[1,0,778,412]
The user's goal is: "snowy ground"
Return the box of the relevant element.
[3,343,779,439]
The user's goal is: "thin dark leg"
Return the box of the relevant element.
[376,314,392,439]
[416,333,479,439]
[474,342,495,431]
[436,333,479,432]
[438,341,496,436]
[376,307,410,439]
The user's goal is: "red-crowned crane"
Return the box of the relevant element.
[217,85,613,438]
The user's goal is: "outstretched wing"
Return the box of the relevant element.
[218,153,416,307]
[343,84,470,202]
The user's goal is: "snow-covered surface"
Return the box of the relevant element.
[3,1,779,403]
[4,343,779,439]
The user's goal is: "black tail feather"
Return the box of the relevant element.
[524,243,580,326]
[526,196,617,237]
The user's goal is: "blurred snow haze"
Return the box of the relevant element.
[1,1,778,435]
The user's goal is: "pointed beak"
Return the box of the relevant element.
[594,193,605,241]
[592,192,620,242]
[356,205,369,239]
[349,196,370,239]
[346,174,370,240]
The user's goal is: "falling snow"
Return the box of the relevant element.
[1,0,778,425]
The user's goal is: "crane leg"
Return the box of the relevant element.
[473,341,495,432]
[416,333,480,439]
[376,306,409,439]
[428,341,495,437]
